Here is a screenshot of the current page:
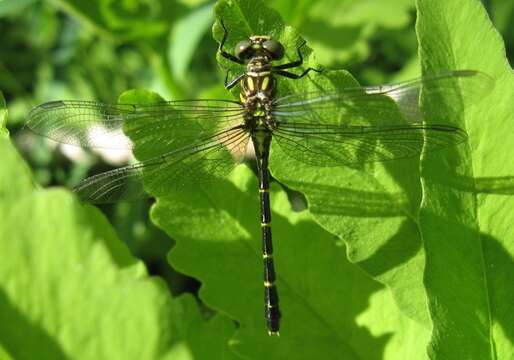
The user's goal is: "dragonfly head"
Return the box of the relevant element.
[235,36,285,61]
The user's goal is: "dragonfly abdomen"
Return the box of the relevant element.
[251,131,281,335]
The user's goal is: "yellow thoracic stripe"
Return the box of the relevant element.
[261,76,270,90]
[247,77,255,91]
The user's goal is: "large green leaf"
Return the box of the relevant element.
[416,0,514,359]
[0,140,35,204]
[0,112,235,359]
[168,4,214,86]
[266,0,513,358]
[116,0,432,358]
[0,186,158,358]
[263,2,431,334]
[152,165,429,359]
[269,0,415,66]
[211,0,510,357]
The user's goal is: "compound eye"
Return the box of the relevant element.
[235,40,253,60]
[262,39,284,60]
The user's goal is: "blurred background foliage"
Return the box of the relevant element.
[1,0,512,297]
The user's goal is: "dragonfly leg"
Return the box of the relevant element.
[273,67,322,80]
[218,19,245,65]
[224,70,245,90]
[273,40,308,70]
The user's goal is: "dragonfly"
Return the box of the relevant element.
[26,21,493,336]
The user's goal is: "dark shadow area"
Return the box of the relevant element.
[96,199,201,297]
[421,210,514,356]
[356,219,422,277]
[0,289,67,360]
[287,181,407,217]
[482,231,514,349]
[434,174,514,195]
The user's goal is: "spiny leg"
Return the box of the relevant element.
[272,40,323,79]
[224,70,245,90]
[218,20,245,65]
[272,41,322,80]
[273,40,308,70]
[273,67,322,79]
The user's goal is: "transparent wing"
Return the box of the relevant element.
[26,99,245,149]
[272,123,467,166]
[28,99,248,203]
[272,70,492,166]
[273,70,493,124]
[73,125,250,203]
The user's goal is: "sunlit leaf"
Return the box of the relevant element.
[0,108,236,359]
[417,0,514,358]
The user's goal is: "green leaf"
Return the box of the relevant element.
[168,4,214,85]
[269,0,415,65]
[0,0,37,17]
[0,189,234,359]
[53,0,183,40]
[119,88,166,104]
[416,0,514,358]
[270,0,413,28]
[0,139,35,203]
[0,112,235,359]
[254,0,433,334]
[116,0,431,357]
[0,92,7,138]
[166,294,238,360]
[0,346,13,360]
[152,165,430,359]
[1,191,165,359]
[272,148,431,324]
[92,0,512,357]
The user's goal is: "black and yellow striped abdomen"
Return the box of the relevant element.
[251,129,280,335]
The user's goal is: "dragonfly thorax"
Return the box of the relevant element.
[246,56,273,74]
[240,57,277,105]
